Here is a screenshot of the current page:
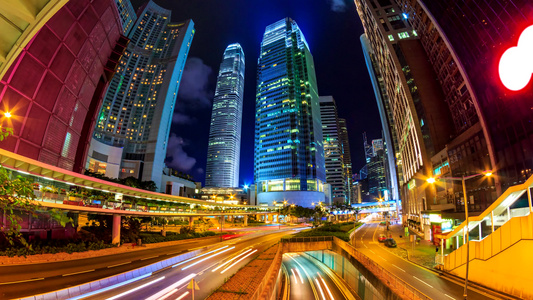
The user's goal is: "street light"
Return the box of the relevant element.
[426,171,493,299]
[4,111,12,118]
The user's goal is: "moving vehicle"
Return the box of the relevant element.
[378,234,387,242]
[384,238,397,248]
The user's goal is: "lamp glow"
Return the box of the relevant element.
[499,25,533,91]
[4,112,12,118]
[426,177,436,184]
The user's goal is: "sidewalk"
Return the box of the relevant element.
[377,223,442,270]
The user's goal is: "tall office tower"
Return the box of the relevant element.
[397,1,533,212]
[363,132,373,164]
[205,43,245,188]
[254,18,326,207]
[355,0,455,232]
[338,118,353,204]
[0,0,127,172]
[361,34,401,207]
[319,96,347,203]
[114,0,137,35]
[89,1,195,190]
[367,139,387,200]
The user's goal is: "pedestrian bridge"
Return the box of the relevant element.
[436,174,533,299]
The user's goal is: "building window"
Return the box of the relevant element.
[388,35,395,41]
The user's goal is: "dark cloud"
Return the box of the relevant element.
[165,134,197,172]
[329,0,347,12]
[172,112,195,124]
[177,57,213,108]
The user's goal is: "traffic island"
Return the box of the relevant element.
[207,243,282,300]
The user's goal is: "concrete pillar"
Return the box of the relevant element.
[112,214,121,245]
[220,215,225,227]
[189,216,194,228]
[244,215,248,226]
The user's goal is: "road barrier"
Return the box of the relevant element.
[248,243,284,300]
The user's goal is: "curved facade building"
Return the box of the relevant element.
[205,43,245,188]
[0,0,127,172]
[90,1,195,190]
[254,18,326,207]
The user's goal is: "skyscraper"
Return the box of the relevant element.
[205,43,245,188]
[338,118,353,204]
[367,139,387,200]
[0,0,127,172]
[355,0,455,232]
[254,18,326,207]
[88,0,195,190]
[320,96,346,203]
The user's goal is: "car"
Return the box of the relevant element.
[384,238,397,248]
[378,234,387,242]
[379,221,386,226]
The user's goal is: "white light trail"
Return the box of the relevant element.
[315,278,326,300]
[176,291,190,300]
[172,246,229,268]
[220,249,257,274]
[181,247,235,270]
[106,276,166,300]
[144,273,196,300]
[67,273,152,300]
[294,268,304,284]
[212,248,253,272]
[319,273,335,300]
[290,268,300,284]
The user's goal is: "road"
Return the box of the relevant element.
[0,225,294,299]
[354,222,504,300]
[78,229,298,300]
[282,253,355,300]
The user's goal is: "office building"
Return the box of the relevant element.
[89,1,195,191]
[338,118,353,203]
[0,0,127,172]
[319,96,347,203]
[254,18,326,207]
[205,43,245,188]
[355,0,455,233]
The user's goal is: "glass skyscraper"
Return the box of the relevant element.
[88,0,195,190]
[254,18,326,207]
[205,43,245,188]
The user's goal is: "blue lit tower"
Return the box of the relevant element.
[254,18,326,207]
[89,0,195,190]
[205,44,245,188]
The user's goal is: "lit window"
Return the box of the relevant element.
[388,35,395,41]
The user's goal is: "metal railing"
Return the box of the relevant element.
[280,236,334,243]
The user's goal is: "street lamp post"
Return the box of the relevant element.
[427,171,492,299]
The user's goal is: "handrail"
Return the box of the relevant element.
[249,243,283,300]
[437,174,533,240]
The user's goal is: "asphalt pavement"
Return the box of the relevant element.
[282,253,356,300]
[354,222,504,300]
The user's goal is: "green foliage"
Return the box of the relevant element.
[137,230,216,244]
[0,166,71,247]
[84,170,157,192]
[0,127,13,142]
[0,240,115,257]
[293,221,362,242]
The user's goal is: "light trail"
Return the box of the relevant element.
[212,248,253,272]
[294,268,304,284]
[220,249,257,274]
[319,273,335,300]
[67,273,153,300]
[106,276,166,300]
[290,268,301,284]
[172,246,229,268]
[144,273,196,300]
[176,291,189,300]
[315,278,326,300]
[181,247,235,270]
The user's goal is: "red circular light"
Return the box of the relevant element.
[499,25,533,91]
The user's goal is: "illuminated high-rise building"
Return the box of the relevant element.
[355,0,455,232]
[338,118,353,204]
[114,0,136,35]
[320,96,346,203]
[88,0,195,190]
[205,43,245,188]
[254,18,326,207]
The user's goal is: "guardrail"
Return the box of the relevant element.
[249,243,283,300]
[280,236,334,243]
[333,237,431,300]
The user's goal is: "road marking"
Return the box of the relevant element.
[167,251,183,255]
[444,294,456,300]
[369,249,375,254]
[62,269,95,276]
[0,278,44,285]
[141,255,159,260]
[377,255,387,261]
[107,261,131,268]
[413,276,433,288]
[392,264,406,272]
[363,244,368,248]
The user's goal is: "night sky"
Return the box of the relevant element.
[131,0,381,186]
